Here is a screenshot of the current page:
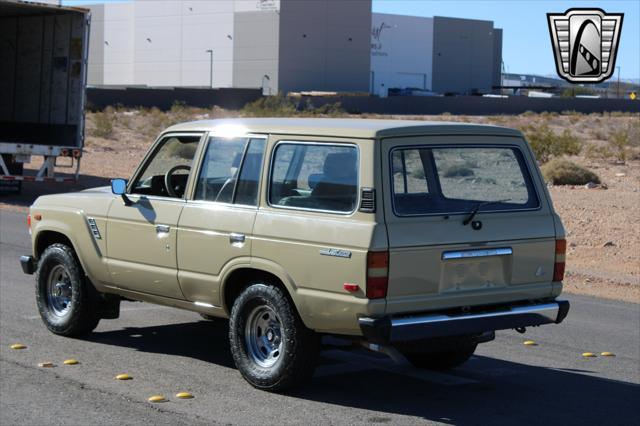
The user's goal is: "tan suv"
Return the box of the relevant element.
[20,118,569,391]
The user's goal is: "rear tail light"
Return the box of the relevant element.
[61,149,69,156]
[366,251,389,299]
[72,149,81,158]
[26,214,31,235]
[553,239,566,282]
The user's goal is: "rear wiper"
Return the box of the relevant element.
[462,199,510,226]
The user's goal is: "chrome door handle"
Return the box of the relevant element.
[156,224,170,233]
[229,233,245,244]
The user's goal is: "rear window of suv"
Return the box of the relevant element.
[390,146,539,216]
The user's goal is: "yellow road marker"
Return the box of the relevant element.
[175,392,194,399]
[115,373,132,380]
[600,352,616,357]
[582,352,597,358]
[148,395,167,403]
[38,362,55,368]
[10,344,27,350]
[523,340,538,346]
[63,359,79,365]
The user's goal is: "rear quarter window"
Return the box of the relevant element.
[391,146,539,216]
[269,143,358,213]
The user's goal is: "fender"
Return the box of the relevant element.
[32,206,112,292]
[218,257,299,311]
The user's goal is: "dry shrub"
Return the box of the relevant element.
[584,144,613,161]
[541,159,600,185]
[241,94,345,117]
[520,123,581,163]
[608,128,636,163]
[444,165,474,177]
[91,110,115,138]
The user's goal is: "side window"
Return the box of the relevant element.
[131,135,200,198]
[195,137,266,205]
[269,143,358,213]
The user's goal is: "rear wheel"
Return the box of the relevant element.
[228,283,319,392]
[35,244,100,336]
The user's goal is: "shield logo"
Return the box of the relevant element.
[547,8,623,83]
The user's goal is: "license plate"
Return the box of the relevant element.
[15,154,31,163]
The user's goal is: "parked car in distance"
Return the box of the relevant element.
[21,118,570,391]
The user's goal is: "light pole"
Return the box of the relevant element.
[206,49,213,88]
[616,66,621,98]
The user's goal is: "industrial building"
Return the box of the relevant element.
[371,14,502,95]
[85,0,371,94]
[82,0,501,96]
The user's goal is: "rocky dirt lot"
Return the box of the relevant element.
[1,109,638,303]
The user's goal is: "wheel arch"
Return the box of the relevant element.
[221,262,310,328]
[35,230,75,259]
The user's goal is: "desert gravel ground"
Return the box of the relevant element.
[1,111,638,303]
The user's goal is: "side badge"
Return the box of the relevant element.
[320,248,352,259]
[87,218,101,239]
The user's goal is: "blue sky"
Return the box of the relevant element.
[64,0,640,80]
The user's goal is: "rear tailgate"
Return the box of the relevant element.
[381,134,558,315]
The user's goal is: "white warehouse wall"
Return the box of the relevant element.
[133,0,235,87]
[102,3,134,85]
[371,13,433,96]
[84,0,278,87]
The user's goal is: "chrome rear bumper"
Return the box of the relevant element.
[359,300,570,343]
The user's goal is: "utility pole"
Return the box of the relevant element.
[616,66,621,98]
[206,50,213,88]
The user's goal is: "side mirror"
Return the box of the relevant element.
[110,179,132,206]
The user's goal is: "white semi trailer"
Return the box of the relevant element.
[0,0,89,194]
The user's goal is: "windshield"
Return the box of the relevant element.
[390,146,539,216]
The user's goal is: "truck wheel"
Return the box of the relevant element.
[35,244,100,336]
[229,283,319,392]
[402,343,477,370]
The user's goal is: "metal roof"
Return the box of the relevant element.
[164,118,522,139]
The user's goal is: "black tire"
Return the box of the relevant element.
[35,244,100,336]
[401,341,477,370]
[229,283,320,392]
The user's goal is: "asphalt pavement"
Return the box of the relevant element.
[1,209,639,425]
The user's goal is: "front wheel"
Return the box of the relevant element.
[228,283,319,392]
[35,244,100,336]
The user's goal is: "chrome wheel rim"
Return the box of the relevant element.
[46,264,73,317]
[244,305,283,368]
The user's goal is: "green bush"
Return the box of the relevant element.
[609,129,632,162]
[92,111,114,138]
[584,144,613,161]
[520,124,581,163]
[541,159,600,185]
[241,94,345,117]
[241,94,299,117]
